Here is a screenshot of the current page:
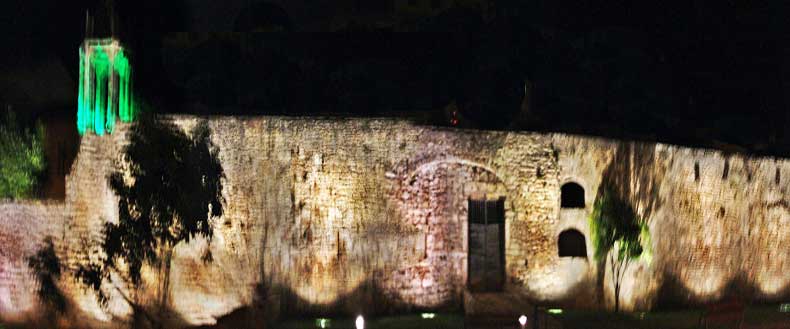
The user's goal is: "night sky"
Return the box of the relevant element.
[1,0,788,156]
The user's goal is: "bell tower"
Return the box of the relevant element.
[77,1,135,135]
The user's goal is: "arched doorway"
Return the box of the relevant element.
[389,159,512,306]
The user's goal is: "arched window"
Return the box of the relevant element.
[558,229,586,258]
[561,182,585,208]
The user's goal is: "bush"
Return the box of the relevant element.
[0,111,46,199]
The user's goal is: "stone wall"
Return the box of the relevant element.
[0,116,787,327]
[550,136,790,310]
[0,201,65,322]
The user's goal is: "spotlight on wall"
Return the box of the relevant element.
[421,313,436,319]
[518,314,528,327]
[355,315,365,329]
[315,318,331,328]
[547,308,563,314]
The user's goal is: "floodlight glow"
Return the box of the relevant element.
[547,308,563,314]
[780,303,790,313]
[315,318,331,328]
[421,313,436,319]
[355,315,364,329]
[518,315,527,326]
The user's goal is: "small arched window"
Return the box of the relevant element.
[561,182,585,208]
[558,229,586,258]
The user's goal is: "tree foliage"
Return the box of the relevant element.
[77,115,224,315]
[0,111,46,199]
[589,183,650,312]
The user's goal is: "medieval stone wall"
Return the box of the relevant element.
[0,116,787,327]
[0,201,65,322]
[550,136,790,310]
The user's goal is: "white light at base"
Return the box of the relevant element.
[355,315,365,329]
[519,315,527,326]
[547,308,563,314]
[421,313,436,319]
[315,318,331,328]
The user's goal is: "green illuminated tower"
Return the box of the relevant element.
[77,5,136,136]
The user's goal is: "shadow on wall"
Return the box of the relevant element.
[655,271,790,310]
[20,249,450,329]
[597,142,666,221]
[22,237,197,329]
[592,143,789,310]
[184,277,456,329]
[592,142,665,310]
[277,276,457,318]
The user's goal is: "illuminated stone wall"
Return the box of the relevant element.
[0,201,65,322]
[549,136,790,310]
[0,116,787,326]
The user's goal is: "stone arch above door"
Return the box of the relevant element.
[383,159,514,307]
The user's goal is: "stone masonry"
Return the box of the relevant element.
[0,116,787,327]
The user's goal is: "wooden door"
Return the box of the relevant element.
[467,197,505,292]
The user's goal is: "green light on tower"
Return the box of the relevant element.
[77,39,137,136]
[115,49,134,122]
[92,45,109,135]
[77,48,88,135]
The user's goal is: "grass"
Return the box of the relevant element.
[551,304,790,329]
[551,309,702,329]
[274,304,788,329]
[273,313,464,329]
[2,305,786,329]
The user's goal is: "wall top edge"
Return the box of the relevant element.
[0,199,67,206]
[119,114,788,161]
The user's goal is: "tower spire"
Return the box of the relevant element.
[84,9,89,38]
[83,0,118,39]
[110,0,115,37]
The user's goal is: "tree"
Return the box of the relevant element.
[589,183,650,312]
[77,115,224,327]
[28,236,66,319]
[0,111,46,199]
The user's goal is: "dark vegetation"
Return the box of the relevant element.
[552,304,789,329]
[27,236,66,325]
[76,115,224,329]
[0,111,46,199]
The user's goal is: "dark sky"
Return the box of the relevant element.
[1,0,788,156]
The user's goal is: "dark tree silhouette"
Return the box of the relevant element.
[28,236,66,317]
[77,115,224,327]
